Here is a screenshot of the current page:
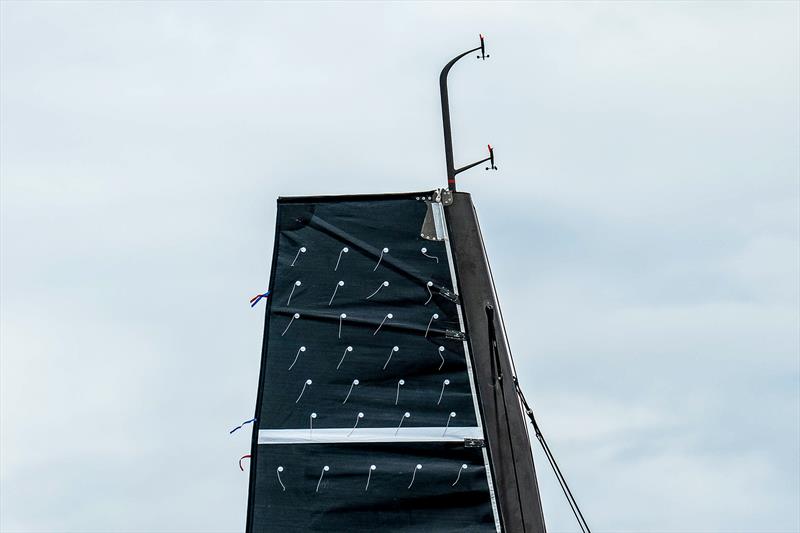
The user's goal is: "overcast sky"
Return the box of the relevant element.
[1,2,798,532]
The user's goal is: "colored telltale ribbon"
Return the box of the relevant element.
[249,291,270,308]
[229,417,257,434]
[239,454,251,471]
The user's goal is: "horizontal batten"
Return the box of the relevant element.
[258,426,482,444]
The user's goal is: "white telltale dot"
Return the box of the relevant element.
[383,247,390,253]
[278,466,284,472]
[404,411,411,418]
[353,379,360,385]
[294,313,301,319]
[383,281,390,287]
[343,247,349,252]
[427,281,433,287]
[340,313,347,318]
[387,313,393,319]
[421,247,427,253]
[295,281,302,286]
[399,379,405,385]
[307,379,313,385]
[371,464,376,470]
[300,247,307,253]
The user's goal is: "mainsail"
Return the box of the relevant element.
[245,189,548,532]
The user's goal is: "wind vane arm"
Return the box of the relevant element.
[455,144,497,175]
[440,34,495,191]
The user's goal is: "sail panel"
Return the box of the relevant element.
[247,192,500,532]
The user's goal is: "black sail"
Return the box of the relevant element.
[246,190,546,532]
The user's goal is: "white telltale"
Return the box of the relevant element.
[295,379,312,404]
[373,247,390,271]
[288,345,307,371]
[290,246,306,267]
[316,465,330,493]
[452,464,468,486]
[334,247,349,271]
[365,464,376,492]
[276,466,286,491]
[287,280,302,306]
[395,379,405,405]
[395,411,411,436]
[366,280,390,300]
[329,280,345,306]
[424,281,434,305]
[337,345,354,370]
[408,464,422,489]
[373,313,393,335]
[425,313,439,338]
[281,313,301,336]
[437,378,450,405]
[383,345,400,370]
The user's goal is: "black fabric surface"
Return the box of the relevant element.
[252,443,495,532]
[247,192,497,532]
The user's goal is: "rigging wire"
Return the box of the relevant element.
[514,376,592,533]
[486,302,592,533]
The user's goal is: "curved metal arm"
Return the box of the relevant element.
[439,35,490,191]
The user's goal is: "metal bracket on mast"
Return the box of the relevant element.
[440,34,498,192]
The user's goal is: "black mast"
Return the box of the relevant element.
[440,34,497,192]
